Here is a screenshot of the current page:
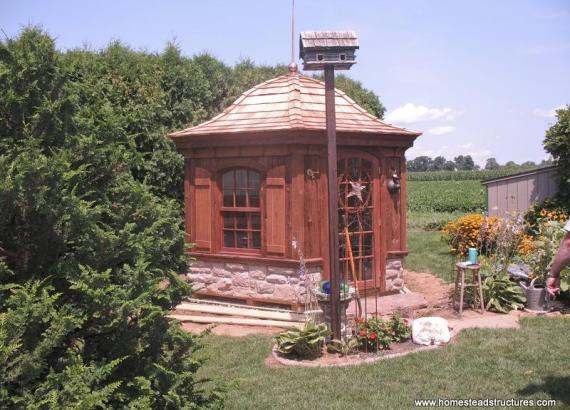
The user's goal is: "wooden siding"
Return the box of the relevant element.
[265,165,287,255]
[486,168,558,216]
[182,144,409,290]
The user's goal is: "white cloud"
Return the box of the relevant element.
[532,106,564,118]
[428,126,456,135]
[466,149,492,160]
[459,143,473,149]
[385,103,460,124]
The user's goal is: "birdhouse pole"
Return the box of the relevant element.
[299,31,359,341]
[324,65,342,340]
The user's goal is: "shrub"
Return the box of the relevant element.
[0,28,224,408]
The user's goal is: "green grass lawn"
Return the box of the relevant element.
[405,211,463,282]
[406,210,467,231]
[198,317,570,409]
[406,229,457,282]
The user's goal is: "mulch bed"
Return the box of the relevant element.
[267,340,443,368]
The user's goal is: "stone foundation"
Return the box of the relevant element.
[385,257,405,292]
[187,260,321,305]
[188,257,404,303]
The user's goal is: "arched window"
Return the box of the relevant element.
[221,169,261,250]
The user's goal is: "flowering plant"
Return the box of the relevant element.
[524,199,568,236]
[442,214,498,256]
[522,220,567,281]
[355,314,410,350]
[482,213,527,276]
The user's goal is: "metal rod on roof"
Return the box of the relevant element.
[291,0,295,65]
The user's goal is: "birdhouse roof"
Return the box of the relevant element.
[299,31,359,50]
[169,71,420,139]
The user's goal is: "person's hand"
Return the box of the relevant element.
[546,276,561,296]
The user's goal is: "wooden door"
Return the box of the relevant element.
[337,150,382,291]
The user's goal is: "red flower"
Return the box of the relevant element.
[368,332,377,340]
[356,318,364,324]
[359,330,367,337]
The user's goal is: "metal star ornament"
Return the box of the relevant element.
[346,181,365,202]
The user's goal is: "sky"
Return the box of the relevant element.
[2,0,569,166]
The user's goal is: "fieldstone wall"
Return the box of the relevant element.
[385,257,405,291]
[187,260,321,304]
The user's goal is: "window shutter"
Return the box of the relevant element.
[265,165,286,255]
[194,167,212,250]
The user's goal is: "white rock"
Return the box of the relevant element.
[411,317,450,346]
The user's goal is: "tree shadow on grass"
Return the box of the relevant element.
[517,376,570,406]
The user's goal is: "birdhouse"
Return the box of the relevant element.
[299,31,358,70]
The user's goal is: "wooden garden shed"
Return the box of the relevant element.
[482,166,559,217]
[169,65,421,308]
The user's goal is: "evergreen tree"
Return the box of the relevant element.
[0,27,222,409]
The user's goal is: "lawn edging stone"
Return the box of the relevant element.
[269,343,441,368]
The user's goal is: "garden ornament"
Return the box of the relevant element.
[411,317,450,346]
[347,181,365,202]
[387,171,401,193]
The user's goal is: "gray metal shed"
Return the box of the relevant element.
[482,166,559,216]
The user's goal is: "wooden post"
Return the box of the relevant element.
[324,65,341,340]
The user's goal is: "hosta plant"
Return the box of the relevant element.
[275,321,330,359]
[483,276,526,313]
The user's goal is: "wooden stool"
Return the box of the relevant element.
[453,263,485,316]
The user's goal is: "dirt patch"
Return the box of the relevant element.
[405,270,453,309]
[180,270,567,338]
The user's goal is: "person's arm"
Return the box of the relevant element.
[546,232,570,296]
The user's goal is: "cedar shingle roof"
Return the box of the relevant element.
[169,71,420,138]
[299,31,359,49]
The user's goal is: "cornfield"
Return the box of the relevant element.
[407,180,485,212]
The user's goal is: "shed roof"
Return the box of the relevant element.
[299,31,359,50]
[481,166,558,185]
[169,70,420,139]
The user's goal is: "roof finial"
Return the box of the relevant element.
[289,0,298,73]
